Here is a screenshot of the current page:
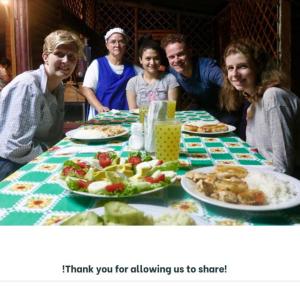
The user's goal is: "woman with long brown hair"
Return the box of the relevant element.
[221,39,300,177]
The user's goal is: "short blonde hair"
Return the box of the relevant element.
[43,30,84,58]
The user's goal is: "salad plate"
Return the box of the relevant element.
[60,151,179,198]
[181,165,300,211]
[60,202,210,225]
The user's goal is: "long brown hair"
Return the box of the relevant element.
[220,39,287,112]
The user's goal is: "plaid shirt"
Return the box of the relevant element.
[0,65,64,164]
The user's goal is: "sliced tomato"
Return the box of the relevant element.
[144,174,165,184]
[128,156,142,165]
[75,169,86,177]
[97,152,110,160]
[76,161,88,168]
[77,179,88,189]
[105,182,125,193]
[99,157,112,168]
[62,166,73,176]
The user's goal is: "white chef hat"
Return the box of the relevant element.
[104,27,128,43]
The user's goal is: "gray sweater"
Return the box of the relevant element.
[246,87,300,175]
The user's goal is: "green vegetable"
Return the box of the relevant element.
[103,202,153,225]
[127,151,152,162]
[66,176,88,192]
[62,212,103,226]
[63,160,83,170]
[84,167,95,181]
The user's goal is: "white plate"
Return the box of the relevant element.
[181,166,300,211]
[67,185,165,199]
[66,126,129,142]
[62,204,209,225]
[183,121,236,135]
[54,146,113,155]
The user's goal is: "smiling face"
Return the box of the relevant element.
[43,43,78,80]
[105,33,127,58]
[164,42,190,76]
[139,48,161,76]
[225,52,257,95]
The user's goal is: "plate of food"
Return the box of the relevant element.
[181,165,300,211]
[183,120,236,135]
[66,125,129,142]
[60,151,179,198]
[60,201,209,225]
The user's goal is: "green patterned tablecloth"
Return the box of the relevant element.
[1,111,299,226]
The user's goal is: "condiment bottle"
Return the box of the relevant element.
[128,122,144,150]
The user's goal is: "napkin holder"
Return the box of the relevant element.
[144,100,168,153]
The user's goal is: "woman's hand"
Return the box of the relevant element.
[98,105,110,112]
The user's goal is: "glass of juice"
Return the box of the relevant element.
[167,100,176,119]
[154,120,181,161]
[139,105,149,124]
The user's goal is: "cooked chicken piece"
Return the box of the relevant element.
[211,190,238,203]
[205,172,217,184]
[215,165,248,178]
[215,177,248,194]
[237,190,266,205]
[196,179,215,196]
[185,171,207,182]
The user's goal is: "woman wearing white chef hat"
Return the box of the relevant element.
[82,27,141,118]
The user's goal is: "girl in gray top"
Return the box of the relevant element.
[220,39,300,177]
[126,38,179,109]
[0,30,84,181]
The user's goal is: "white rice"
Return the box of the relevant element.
[245,172,296,204]
[73,129,106,139]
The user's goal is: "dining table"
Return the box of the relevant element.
[0,110,299,226]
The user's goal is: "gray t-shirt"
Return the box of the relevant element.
[246,87,300,174]
[126,72,179,106]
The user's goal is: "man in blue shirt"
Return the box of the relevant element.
[161,33,242,130]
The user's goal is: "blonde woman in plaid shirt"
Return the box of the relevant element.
[0,30,84,181]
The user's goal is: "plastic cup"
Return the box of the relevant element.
[139,106,149,124]
[154,120,181,161]
[167,100,176,119]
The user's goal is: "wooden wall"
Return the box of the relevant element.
[27,0,99,70]
[28,0,62,69]
[0,4,14,73]
[0,6,6,57]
